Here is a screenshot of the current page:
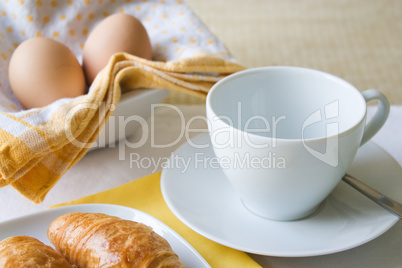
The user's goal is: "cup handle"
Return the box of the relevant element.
[360,89,390,146]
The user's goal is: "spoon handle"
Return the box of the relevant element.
[342,174,402,219]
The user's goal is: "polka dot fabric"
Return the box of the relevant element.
[0,0,244,203]
[0,0,232,111]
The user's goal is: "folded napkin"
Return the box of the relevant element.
[0,0,245,203]
[53,171,262,268]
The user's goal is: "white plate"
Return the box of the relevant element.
[161,133,402,257]
[0,203,209,267]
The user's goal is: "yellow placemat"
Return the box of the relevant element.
[53,171,261,268]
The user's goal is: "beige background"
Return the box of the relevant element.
[168,0,402,105]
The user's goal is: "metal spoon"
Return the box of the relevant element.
[342,173,402,219]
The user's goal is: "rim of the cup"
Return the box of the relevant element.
[206,66,367,142]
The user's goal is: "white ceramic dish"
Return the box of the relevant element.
[0,203,209,267]
[161,133,402,257]
[91,89,169,150]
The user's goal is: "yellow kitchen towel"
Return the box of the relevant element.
[53,171,262,268]
[0,1,245,203]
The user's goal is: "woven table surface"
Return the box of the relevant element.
[167,0,402,105]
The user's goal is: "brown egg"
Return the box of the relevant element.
[83,13,153,85]
[9,37,86,109]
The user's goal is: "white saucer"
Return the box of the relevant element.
[161,133,402,257]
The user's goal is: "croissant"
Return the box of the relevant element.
[0,235,73,268]
[47,212,185,268]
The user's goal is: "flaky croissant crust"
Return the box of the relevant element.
[47,212,185,268]
[0,235,73,268]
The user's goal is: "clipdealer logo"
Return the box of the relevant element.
[64,101,339,168]
[302,100,339,167]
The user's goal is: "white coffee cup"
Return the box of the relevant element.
[206,66,390,221]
